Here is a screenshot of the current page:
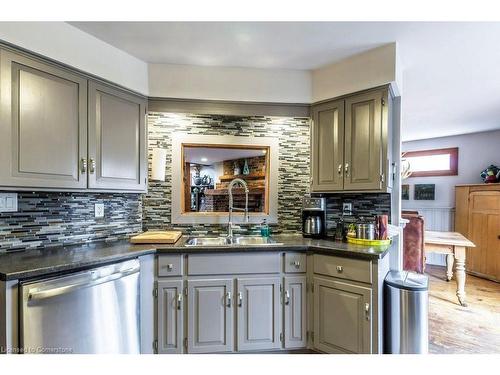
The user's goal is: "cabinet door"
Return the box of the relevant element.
[467,192,500,281]
[236,277,281,351]
[0,49,88,189]
[284,276,307,349]
[157,280,184,354]
[88,81,147,191]
[313,276,372,354]
[187,279,233,353]
[311,100,345,192]
[344,90,383,191]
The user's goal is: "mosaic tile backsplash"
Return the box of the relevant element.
[0,112,392,251]
[0,192,142,252]
[144,112,312,235]
[322,193,392,236]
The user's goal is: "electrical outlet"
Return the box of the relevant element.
[0,193,18,212]
[342,202,353,215]
[95,203,105,218]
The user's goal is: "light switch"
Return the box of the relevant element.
[0,193,18,212]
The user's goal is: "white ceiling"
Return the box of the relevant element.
[69,22,500,141]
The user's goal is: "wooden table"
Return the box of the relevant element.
[424,231,476,306]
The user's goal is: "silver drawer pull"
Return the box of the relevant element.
[177,293,182,310]
[365,303,370,320]
[336,265,343,273]
[226,292,232,308]
[284,290,290,305]
[337,164,342,175]
[291,260,301,268]
[162,263,173,271]
[238,292,243,307]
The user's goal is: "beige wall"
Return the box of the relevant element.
[0,22,149,95]
[148,63,312,103]
[312,43,399,102]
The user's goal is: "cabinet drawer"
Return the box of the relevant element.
[188,253,280,275]
[313,254,372,284]
[284,252,307,273]
[158,255,184,277]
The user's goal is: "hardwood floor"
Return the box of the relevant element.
[427,265,500,353]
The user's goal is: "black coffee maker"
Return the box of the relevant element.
[302,196,326,238]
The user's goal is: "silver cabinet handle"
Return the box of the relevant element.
[80,158,87,174]
[291,260,300,268]
[238,291,243,307]
[89,158,96,174]
[344,163,349,176]
[162,263,173,271]
[284,290,290,305]
[226,291,232,308]
[177,293,182,310]
[336,265,343,273]
[337,164,342,175]
[365,303,370,320]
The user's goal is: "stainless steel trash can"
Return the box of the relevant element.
[384,270,429,354]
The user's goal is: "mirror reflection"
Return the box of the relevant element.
[182,145,269,213]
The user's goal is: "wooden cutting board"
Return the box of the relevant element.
[130,230,182,244]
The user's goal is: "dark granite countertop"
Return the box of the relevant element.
[0,234,391,281]
[155,234,391,260]
[0,241,156,281]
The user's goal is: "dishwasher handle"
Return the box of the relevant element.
[27,266,140,302]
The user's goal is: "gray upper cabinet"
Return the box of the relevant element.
[284,276,307,349]
[236,277,281,352]
[311,100,344,192]
[344,90,383,191]
[313,276,372,354]
[310,88,390,193]
[187,278,233,353]
[0,49,88,189]
[0,46,147,192]
[157,280,184,354]
[88,81,147,191]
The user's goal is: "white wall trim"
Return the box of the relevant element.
[171,134,279,225]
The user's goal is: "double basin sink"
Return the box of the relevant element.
[185,236,283,247]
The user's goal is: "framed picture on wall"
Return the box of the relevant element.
[414,184,435,200]
[402,184,410,200]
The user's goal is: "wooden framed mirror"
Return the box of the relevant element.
[171,134,279,224]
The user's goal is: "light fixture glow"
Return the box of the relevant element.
[201,157,208,162]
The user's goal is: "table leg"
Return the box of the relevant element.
[446,253,454,281]
[454,246,467,306]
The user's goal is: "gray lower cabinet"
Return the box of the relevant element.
[283,276,307,349]
[313,276,372,354]
[157,280,184,354]
[88,81,147,191]
[236,277,281,351]
[187,278,233,353]
[0,49,88,189]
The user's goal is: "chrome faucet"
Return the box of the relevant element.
[227,178,249,239]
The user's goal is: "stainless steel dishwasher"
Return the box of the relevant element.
[20,259,141,354]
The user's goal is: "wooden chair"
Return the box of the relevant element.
[402,211,426,273]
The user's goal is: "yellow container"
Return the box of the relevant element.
[346,236,392,246]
